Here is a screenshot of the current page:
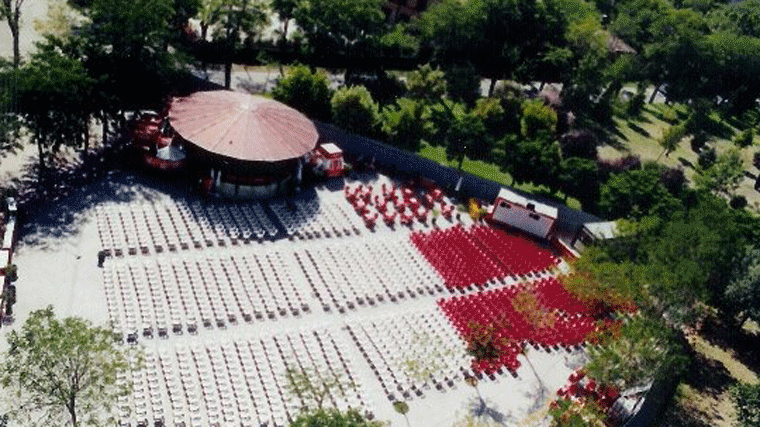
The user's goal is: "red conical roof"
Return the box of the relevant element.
[168,90,319,162]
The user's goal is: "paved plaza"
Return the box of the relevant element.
[3,169,585,427]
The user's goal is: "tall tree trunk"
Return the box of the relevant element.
[224,61,232,89]
[68,396,77,427]
[649,83,661,103]
[11,23,20,68]
[488,78,497,97]
[201,23,208,41]
[37,139,45,176]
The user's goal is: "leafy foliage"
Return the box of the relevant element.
[724,246,760,327]
[521,99,557,139]
[293,0,385,68]
[732,382,760,427]
[271,64,333,121]
[16,47,94,170]
[380,98,430,152]
[658,122,686,158]
[693,148,745,198]
[284,365,356,412]
[404,64,447,104]
[289,408,387,427]
[1,306,133,427]
[331,85,380,136]
[584,315,688,391]
[548,397,607,427]
[598,168,679,220]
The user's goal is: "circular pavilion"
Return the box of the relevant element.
[167,90,319,198]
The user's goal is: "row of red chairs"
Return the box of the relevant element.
[437,281,612,375]
[410,225,557,289]
[470,225,558,274]
[345,182,456,229]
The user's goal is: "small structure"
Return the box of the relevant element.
[573,221,618,251]
[307,143,344,178]
[488,188,557,240]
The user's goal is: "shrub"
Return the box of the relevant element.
[626,91,646,117]
[730,195,748,209]
[660,167,686,197]
[698,147,717,169]
[521,99,557,139]
[271,65,332,121]
[690,130,709,152]
[559,130,597,159]
[661,106,678,124]
[597,155,641,176]
[331,86,380,136]
[734,128,755,148]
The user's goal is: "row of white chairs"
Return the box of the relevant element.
[95,199,281,256]
[268,196,363,239]
[103,252,312,340]
[345,307,470,402]
[118,329,370,427]
[291,236,445,312]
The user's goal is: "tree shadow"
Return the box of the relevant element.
[744,171,756,180]
[699,317,760,377]
[678,157,694,169]
[682,352,735,398]
[467,396,514,426]
[627,122,651,138]
[657,400,716,427]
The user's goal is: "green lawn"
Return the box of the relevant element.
[417,143,582,210]
[603,102,760,211]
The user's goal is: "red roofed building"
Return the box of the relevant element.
[488,188,558,240]
[167,91,319,198]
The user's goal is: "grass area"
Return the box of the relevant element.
[602,102,760,211]
[417,143,583,210]
[656,315,760,427]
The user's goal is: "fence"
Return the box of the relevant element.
[315,122,601,238]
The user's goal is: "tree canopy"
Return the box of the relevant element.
[1,306,133,427]
[271,64,333,121]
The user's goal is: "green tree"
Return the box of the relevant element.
[211,0,268,89]
[598,168,679,220]
[503,132,563,192]
[405,63,447,105]
[331,85,380,136]
[271,64,333,121]
[585,315,688,391]
[16,47,94,172]
[558,157,600,208]
[444,62,481,106]
[416,0,567,96]
[0,306,133,427]
[284,365,356,412]
[732,383,760,427]
[0,0,24,67]
[445,113,489,170]
[734,128,755,149]
[724,246,760,328]
[549,398,607,427]
[657,122,687,160]
[381,98,431,152]
[709,0,760,37]
[521,100,557,139]
[293,0,385,76]
[470,97,506,141]
[693,148,745,198]
[271,0,298,45]
[289,408,387,427]
[73,0,179,117]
